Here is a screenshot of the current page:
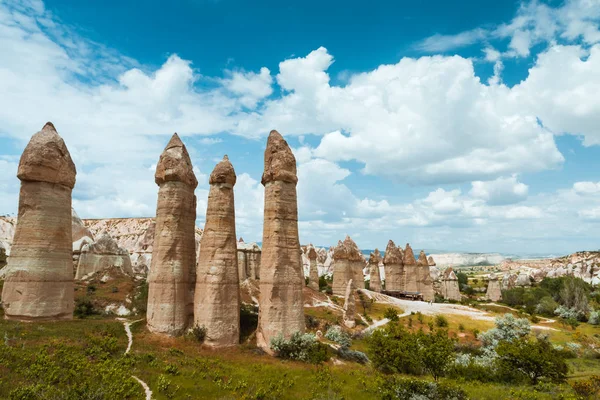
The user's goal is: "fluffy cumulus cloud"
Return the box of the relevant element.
[2,0,600,253]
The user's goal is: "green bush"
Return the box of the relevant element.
[324,325,351,348]
[383,307,399,321]
[337,347,369,364]
[378,376,468,400]
[496,337,568,385]
[74,297,96,319]
[319,276,328,291]
[435,315,448,328]
[188,324,207,343]
[270,332,329,364]
[571,375,600,398]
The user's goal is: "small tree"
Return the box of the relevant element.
[417,329,455,381]
[384,307,399,321]
[496,337,568,385]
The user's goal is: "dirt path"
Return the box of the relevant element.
[117,318,153,400]
[362,290,557,331]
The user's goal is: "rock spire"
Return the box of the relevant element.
[308,245,319,291]
[2,122,76,320]
[256,130,304,352]
[417,250,434,301]
[383,240,404,291]
[441,268,461,301]
[486,273,502,302]
[332,235,364,295]
[403,244,418,292]
[147,133,198,335]
[368,249,382,292]
[194,155,240,347]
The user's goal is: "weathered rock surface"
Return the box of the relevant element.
[417,250,434,301]
[1,122,76,320]
[383,240,404,291]
[403,244,418,292]
[147,134,198,336]
[308,245,319,291]
[343,279,356,328]
[195,156,240,347]
[0,216,15,271]
[332,236,364,295]
[427,256,436,266]
[72,209,94,254]
[501,273,518,291]
[75,232,133,280]
[486,273,502,302]
[428,252,505,267]
[368,249,382,292]
[237,239,261,281]
[256,130,304,351]
[441,268,461,301]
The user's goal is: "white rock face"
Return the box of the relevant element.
[75,232,133,279]
[0,216,16,257]
[429,253,505,267]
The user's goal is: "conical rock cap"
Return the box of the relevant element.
[209,155,236,185]
[155,133,198,188]
[261,130,297,185]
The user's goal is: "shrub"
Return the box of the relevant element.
[132,280,148,313]
[456,272,468,287]
[435,315,448,328]
[378,376,468,400]
[337,347,369,364]
[324,326,352,348]
[305,314,319,329]
[571,375,600,398]
[496,337,568,385]
[419,329,455,381]
[188,324,207,343]
[589,310,600,325]
[417,312,424,324]
[86,284,97,294]
[164,364,179,375]
[74,297,96,318]
[368,323,422,375]
[318,276,328,291]
[384,307,399,321]
[325,286,333,295]
[270,332,329,364]
[478,314,530,348]
[458,323,465,332]
[536,296,558,317]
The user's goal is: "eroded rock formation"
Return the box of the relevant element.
[75,232,133,279]
[383,240,403,291]
[368,249,382,292]
[256,130,304,351]
[343,279,356,328]
[441,268,461,301]
[194,156,240,347]
[147,133,198,336]
[1,122,76,320]
[417,250,434,301]
[237,239,261,281]
[486,273,502,302]
[403,244,418,292]
[428,256,436,267]
[308,246,319,291]
[332,236,364,295]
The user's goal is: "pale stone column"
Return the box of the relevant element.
[147,133,197,336]
[256,130,304,352]
[486,273,502,302]
[403,244,419,292]
[383,240,403,291]
[368,249,382,292]
[332,236,364,294]
[308,246,319,291]
[417,250,434,301]
[2,122,76,320]
[194,156,240,347]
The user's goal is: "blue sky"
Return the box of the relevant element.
[1,0,600,255]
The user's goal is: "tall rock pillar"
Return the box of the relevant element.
[403,244,419,292]
[368,249,382,292]
[383,240,403,291]
[147,134,198,336]
[194,156,240,347]
[1,122,76,320]
[417,250,434,301]
[256,130,304,351]
[308,246,319,291]
[332,236,364,294]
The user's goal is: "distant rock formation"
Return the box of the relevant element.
[237,239,261,281]
[343,279,356,328]
[516,272,532,286]
[486,273,502,302]
[417,250,434,301]
[194,156,240,347]
[75,232,133,279]
[256,130,304,352]
[403,244,418,293]
[441,268,461,301]
[147,134,198,336]
[71,209,94,258]
[427,252,505,267]
[383,240,404,291]
[332,236,364,295]
[308,246,319,291]
[501,273,518,291]
[0,216,15,271]
[428,256,436,266]
[368,249,382,292]
[2,123,76,320]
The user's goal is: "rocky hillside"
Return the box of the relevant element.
[428,252,506,267]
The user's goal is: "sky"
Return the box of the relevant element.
[1,0,600,255]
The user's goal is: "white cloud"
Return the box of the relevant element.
[414,28,488,52]
[574,181,600,195]
[470,176,529,205]
[221,67,273,108]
